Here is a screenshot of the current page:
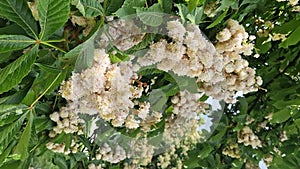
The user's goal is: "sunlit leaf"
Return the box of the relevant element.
[0,45,38,94]
[280,26,300,48]
[0,35,35,53]
[13,111,33,160]
[270,108,291,124]
[0,111,27,155]
[0,0,38,38]
[38,0,70,40]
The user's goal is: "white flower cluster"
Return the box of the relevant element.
[157,118,202,168]
[271,33,287,41]
[96,19,144,51]
[138,19,262,103]
[58,49,159,130]
[128,139,155,166]
[95,143,127,164]
[119,91,206,168]
[238,126,262,148]
[215,19,263,102]
[46,18,263,166]
[48,49,165,163]
[263,155,273,167]
[171,90,207,117]
[222,143,241,158]
[46,140,80,155]
[245,160,260,169]
[88,163,103,169]
[49,105,84,138]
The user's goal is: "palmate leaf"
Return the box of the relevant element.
[0,111,27,155]
[0,24,26,35]
[0,105,25,127]
[71,0,104,17]
[38,0,70,40]
[13,111,33,160]
[22,65,67,105]
[0,35,35,53]
[0,45,38,94]
[0,0,38,38]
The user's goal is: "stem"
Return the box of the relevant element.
[45,39,66,43]
[30,72,62,109]
[40,41,67,53]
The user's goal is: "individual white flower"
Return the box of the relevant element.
[289,0,299,6]
[216,28,231,42]
[50,112,60,122]
[125,115,140,129]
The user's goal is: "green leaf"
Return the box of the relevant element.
[187,0,199,12]
[168,71,198,93]
[0,160,21,169]
[0,45,38,94]
[126,33,155,54]
[148,88,168,112]
[238,97,248,115]
[240,0,260,6]
[0,35,35,53]
[176,4,189,23]
[71,0,85,16]
[0,112,27,154]
[270,108,291,124]
[0,105,26,127]
[273,19,300,34]
[0,140,17,167]
[71,0,103,17]
[115,0,145,17]
[34,116,54,133]
[256,37,272,54]
[13,111,33,160]
[198,144,214,158]
[38,0,70,40]
[207,8,228,29]
[0,23,26,35]
[0,51,12,64]
[0,111,22,127]
[0,104,26,115]
[158,0,173,13]
[187,7,203,25]
[218,0,235,11]
[106,0,123,14]
[294,118,300,128]
[279,26,300,48]
[74,39,94,72]
[22,66,67,105]
[0,0,38,38]
[136,4,164,27]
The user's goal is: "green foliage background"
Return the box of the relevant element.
[0,0,299,168]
